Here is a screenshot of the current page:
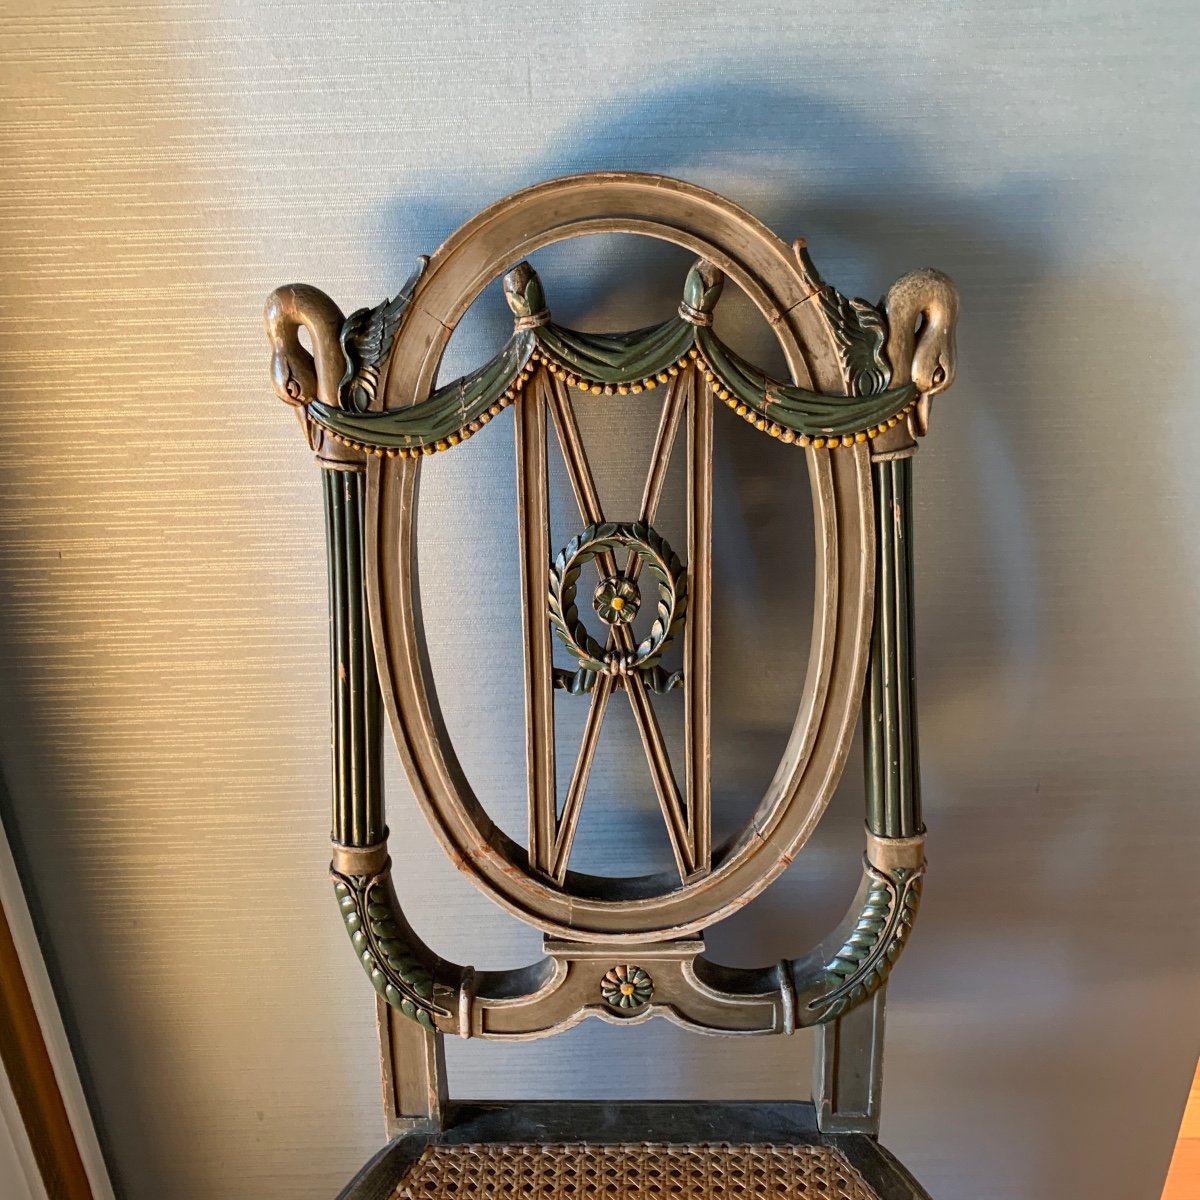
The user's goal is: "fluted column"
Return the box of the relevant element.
[863,450,921,838]
[321,462,383,848]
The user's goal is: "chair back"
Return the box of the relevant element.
[264,172,958,1125]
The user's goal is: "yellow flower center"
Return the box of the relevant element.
[610,596,625,611]
[619,981,636,996]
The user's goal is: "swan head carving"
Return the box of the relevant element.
[263,284,347,445]
[882,268,959,436]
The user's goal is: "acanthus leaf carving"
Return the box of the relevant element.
[814,288,892,399]
[333,868,450,1031]
[804,859,924,1024]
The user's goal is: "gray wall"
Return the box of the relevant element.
[1,2,1198,1198]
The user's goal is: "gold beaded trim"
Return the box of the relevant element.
[695,353,914,448]
[540,346,912,448]
[528,348,698,396]
[316,346,912,458]
[317,362,537,458]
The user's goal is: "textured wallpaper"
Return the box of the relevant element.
[1,3,1198,1199]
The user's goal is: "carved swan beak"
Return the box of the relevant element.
[293,404,317,451]
[910,352,952,438]
[884,267,958,440]
[911,395,932,438]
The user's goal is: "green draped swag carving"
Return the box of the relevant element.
[307,259,918,457]
[263,199,955,1037]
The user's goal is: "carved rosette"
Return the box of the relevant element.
[593,575,640,626]
[600,965,654,1010]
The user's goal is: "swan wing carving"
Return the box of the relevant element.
[338,256,428,412]
[815,289,891,398]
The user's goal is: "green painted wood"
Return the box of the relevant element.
[322,464,455,1032]
[304,262,917,454]
[695,326,913,436]
[810,862,923,1023]
[323,467,383,847]
[863,456,921,839]
[332,874,446,1030]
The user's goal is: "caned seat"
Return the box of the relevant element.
[339,1104,932,1200]
[264,173,958,1200]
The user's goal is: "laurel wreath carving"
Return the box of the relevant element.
[548,522,687,679]
[332,870,448,1030]
[816,288,891,398]
[807,859,924,1023]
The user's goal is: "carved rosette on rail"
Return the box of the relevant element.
[263,173,957,1038]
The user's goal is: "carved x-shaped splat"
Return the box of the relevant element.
[516,364,713,886]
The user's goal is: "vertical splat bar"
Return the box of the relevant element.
[638,367,689,525]
[685,366,713,874]
[544,375,612,881]
[546,375,604,527]
[516,370,557,875]
[626,674,694,879]
[626,369,693,882]
[546,371,695,882]
[552,672,613,882]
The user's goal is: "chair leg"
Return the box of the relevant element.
[812,986,885,1136]
[377,996,447,1137]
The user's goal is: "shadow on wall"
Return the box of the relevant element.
[373,78,1198,1170]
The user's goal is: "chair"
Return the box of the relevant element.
[264,172,959,1200]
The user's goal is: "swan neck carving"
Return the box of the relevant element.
[263,284,347,411]
[883,268,959,436]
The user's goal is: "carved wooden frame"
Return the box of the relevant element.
[264,171,957,1132]
[373,175,875,940]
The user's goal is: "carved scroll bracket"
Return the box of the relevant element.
[331,862,460,1032]
[326,829,925,1040]
[462,939,781,1041]
[792,833,926,1025]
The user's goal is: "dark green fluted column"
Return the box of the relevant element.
[863,452,921,839]
[322,464,383,847]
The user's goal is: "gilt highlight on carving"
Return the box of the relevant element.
[264,257,427,446]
